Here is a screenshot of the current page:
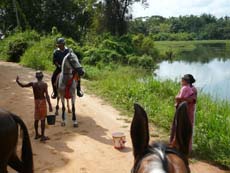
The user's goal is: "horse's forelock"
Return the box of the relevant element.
[68,53,81,68]
[138,154,167,173]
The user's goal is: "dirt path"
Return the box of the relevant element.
[0,61,228,173]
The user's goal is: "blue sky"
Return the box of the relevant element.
[132,0,230,18]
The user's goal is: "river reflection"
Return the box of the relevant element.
[155,59,230,101]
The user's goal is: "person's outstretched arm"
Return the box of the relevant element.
[16,76,32,87]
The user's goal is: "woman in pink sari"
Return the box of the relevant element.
[186,74,197,153]
[170,74,197,153]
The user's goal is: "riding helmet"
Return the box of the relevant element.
[56,37,65,44]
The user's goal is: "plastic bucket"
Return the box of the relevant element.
[112,132,126,149]
[47,115,56,125]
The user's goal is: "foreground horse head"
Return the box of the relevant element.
[56,50,84,127]
[0,109,33,173]
[131,102,192,173]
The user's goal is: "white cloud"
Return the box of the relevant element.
[132,0,230,18]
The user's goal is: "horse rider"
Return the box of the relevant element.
[51,37,83,99]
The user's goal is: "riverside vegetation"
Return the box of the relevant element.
[0,30,229,168]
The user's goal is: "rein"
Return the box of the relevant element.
[63,73,72,75]
[131,143,190,173]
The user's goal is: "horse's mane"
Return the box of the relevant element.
[61,52,71,72]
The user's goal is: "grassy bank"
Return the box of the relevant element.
[155,40,230,58]
[84,65,230,167]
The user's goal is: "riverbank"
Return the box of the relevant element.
[155,40,230,58]
[84,64,230,168]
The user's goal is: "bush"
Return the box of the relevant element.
[127,54,156,69]
[141,37,159,58]
[127,54,139,65]
[7,39,28,62]
[100,39,127,56]
[82,34,158,66]
[138,54,155,68]
[0,30,40,61]
[83,48,102,65]
[65,38,84,61]
[132,34,159,58]
[152,32,195,41]
[82,47,124,65]
[118,34,134,54]
[82,55,100,65]
[20,35,55,71]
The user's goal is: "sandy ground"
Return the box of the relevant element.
[0,61,229,173]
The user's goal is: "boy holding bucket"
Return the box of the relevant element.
[16,71,53,142]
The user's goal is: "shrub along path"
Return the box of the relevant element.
[0,61,228,173]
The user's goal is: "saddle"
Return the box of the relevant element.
[55,73,80,99]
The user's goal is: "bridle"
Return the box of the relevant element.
[131,143,190,173]
[66,53,84,76]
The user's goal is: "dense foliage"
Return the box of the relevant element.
[0,31,159,69]
[129,14,230,40]
[0,0,147,40]
[0,30,40,62]
[1,1,229,41]
[83,33,159,68]
[0,0,100,40]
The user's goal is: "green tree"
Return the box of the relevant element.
[100,0,148,36]
[0,0,97,41]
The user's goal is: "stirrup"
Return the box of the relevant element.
[77,90,84,97]
[51,92,57,99]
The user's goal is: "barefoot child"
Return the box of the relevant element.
[16,71,53,142]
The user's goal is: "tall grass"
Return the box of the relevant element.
[20,35,56,71]
[85,65,230,167]
[195,94,230,166]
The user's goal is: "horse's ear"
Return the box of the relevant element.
[131,103,149,160]
[175,102,192,156]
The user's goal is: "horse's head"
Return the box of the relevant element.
[130,102,191,173]
[65,50,84,76]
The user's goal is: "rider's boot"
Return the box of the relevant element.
[77,79,84,97]
[51,84,58,99]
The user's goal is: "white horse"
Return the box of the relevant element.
[55,50,84,127]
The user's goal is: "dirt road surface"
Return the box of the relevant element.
[0,61,228,173]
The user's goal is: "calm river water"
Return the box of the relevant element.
[155,43,230,100]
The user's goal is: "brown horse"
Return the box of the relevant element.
[0,109,33,173]
[131,102,192,173]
